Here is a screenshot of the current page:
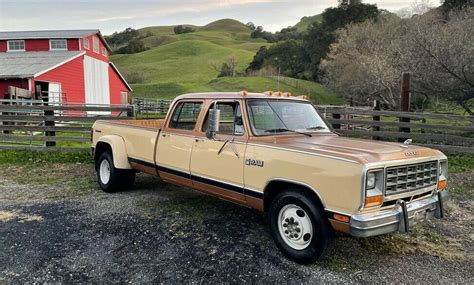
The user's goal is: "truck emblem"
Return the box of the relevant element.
[246,159,264,167]
[404,151,417,157]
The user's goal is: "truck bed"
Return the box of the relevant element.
[110,119,164,130]
[93,119,164,165]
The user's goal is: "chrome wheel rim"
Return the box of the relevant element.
[99,159,111,185]
[278,204,313,250]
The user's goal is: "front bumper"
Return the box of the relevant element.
[350,190,449,237]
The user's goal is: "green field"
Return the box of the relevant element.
[110,18,342,104]
[294,14,323,32]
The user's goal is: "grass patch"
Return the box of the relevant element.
[0,150,92,164]
[447,154,474,173]
[0,163,97,200]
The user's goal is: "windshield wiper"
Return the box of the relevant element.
[306,126,327,130]
[265,128,312,137]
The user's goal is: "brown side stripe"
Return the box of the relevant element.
[129,157,264,199]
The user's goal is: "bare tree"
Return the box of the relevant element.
[321,7,474,114]
[397,0,435,18]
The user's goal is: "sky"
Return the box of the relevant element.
[0,0,439,35]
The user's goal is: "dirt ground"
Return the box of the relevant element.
[0,163,473,283]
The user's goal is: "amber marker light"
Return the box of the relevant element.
[437,179,447,190]
[268,91,274,96]
[277,91,283,97]
[334,214,350,223]
[242,90,248,96]
[365,195,384,208]
[286,92,292,97]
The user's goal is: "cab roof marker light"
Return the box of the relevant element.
[277,91,283,97]
[286,92,292,97]
[241,90,248,96]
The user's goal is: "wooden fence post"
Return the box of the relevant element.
[332,111,341,130]
[373,100,381,140]
[399,72,411,142]
[44,107,56,147]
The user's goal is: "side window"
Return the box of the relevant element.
[202,102,244,136]
[169,102,202,130]
[93,36,99,53]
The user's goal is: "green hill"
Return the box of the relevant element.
[294,14,323,32]
[110,18,342,104]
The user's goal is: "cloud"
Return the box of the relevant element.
[86,16,135,23]
[84,0,274,24]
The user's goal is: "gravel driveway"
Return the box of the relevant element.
[0,163,473,283]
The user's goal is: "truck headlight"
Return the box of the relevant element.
[364,170,384,208]
[366,172,376,189]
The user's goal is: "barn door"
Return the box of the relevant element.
[48,83,62,115]
[83,55,111,114]
[48,83,61,104]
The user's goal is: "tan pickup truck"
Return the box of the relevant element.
[91,92,448,263]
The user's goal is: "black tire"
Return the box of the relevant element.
[269,189,332,264]
[96,151,135,193]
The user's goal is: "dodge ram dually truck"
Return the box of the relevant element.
[91,92,448,263]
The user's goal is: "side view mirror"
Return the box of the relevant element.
[206,109,220,140]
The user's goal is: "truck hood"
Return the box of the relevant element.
[269,134,443,164]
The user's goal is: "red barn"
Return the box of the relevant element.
[0,30,132,106]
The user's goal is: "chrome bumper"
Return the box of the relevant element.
[350,190,448,237]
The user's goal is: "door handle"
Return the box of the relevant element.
[195,138,204,143]
[162,133,167,137]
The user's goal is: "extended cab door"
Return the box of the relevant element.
[156,100,203,187]
[190,100,248,203]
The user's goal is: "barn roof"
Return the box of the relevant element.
[0,51,85,79]
[0,29,111,51]
[0,30,99,40]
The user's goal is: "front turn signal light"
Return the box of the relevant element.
[437,179,447,190]
[365,195,384,208]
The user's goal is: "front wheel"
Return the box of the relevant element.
[96,151,135,193]
[269,190,332,264]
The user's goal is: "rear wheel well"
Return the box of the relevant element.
[264,181,324,212]
[94,142,112,168]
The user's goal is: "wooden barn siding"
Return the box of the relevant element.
[81,34,109,61]
[0,39,80,52]
[34,55,85,103]
[108,65,129,105]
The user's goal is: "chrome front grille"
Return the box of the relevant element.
[385,161,438,194]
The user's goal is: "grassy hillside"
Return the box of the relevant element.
[110,18,342,104]
[294,14,323,32]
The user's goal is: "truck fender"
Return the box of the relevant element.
[95,135,132,169]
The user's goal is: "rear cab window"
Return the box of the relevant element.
[169,101,203,131]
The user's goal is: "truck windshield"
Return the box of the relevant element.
[247,100,330,136]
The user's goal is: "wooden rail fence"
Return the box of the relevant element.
[318,106,474,154]
[0,100,133,151]
[1,99,473,154]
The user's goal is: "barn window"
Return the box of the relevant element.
[93,36,99,54]
[84,38,89,50]
[7,40,25,52]
[50,39,67,50]
[102,47,107,57]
